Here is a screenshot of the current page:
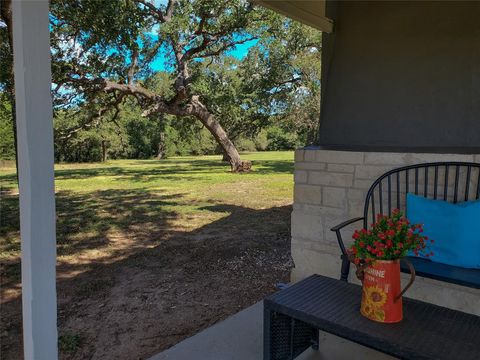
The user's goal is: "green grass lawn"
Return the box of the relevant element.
[0,150,293,262]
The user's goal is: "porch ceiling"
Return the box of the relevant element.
[254,0,333,33]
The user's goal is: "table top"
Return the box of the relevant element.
[265,274,480,360]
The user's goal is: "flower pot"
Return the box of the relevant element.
[360,259,415,323]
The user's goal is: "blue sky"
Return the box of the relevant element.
[226,39,259,59]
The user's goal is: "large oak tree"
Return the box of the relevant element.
[50,0,276,171]
[2,0,321,170]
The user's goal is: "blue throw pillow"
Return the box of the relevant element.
[406,193,480,269]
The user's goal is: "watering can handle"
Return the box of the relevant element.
[395,258,416,302]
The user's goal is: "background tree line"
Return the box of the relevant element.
[0,0,321,165]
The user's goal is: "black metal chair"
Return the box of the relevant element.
[331,161,480,289]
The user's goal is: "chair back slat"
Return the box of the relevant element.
[371,191,376,224]
[465,166,472,201]
[454,166,460,203]
[423,167,428,197]
[387,175,392,216]
[415,168,419,195]
[396,172,401,208]
[378,181,383,215]
[363,162,480,229]
[406,169,410,196]
[477,171,480,200]
[443,165,449,201]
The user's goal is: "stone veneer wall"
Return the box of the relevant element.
[291,149,480,315]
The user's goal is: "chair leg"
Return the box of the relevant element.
[340,256,350,282]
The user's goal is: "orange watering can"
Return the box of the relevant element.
[359,259,415,323]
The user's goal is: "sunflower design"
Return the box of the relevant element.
[363,286,388,308]
[373,309,386,322]
[360,300,375,318]
[361,293,386,322]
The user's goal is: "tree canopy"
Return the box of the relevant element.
[1,0,322,167]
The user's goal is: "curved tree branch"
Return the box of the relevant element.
[164,0,176,22]
[134,0,176,23]
[196,36,258,59]
[127,48,139,85]
[58,93,125,140]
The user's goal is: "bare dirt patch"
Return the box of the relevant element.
[1,196,292,359]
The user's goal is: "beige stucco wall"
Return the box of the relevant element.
[291,149,480,315]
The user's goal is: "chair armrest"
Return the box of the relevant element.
[330,217,364,232]
[330,217,364,256]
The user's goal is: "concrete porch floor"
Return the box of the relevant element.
[150,301,397,360]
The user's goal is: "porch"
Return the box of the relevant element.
[5,0,480,359]
[150,301,394,360]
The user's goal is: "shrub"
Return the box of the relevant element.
[0,100,15,160]
[253,129,269,151]
[265,126,300,151]
[235,137,257,152]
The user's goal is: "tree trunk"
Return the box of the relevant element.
[187,99,251,172]
[215,144,229,162]
[101,140,107,162]
[221,151,230,162]
[157,132,165,159]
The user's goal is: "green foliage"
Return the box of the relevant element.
[285,47,322,145]
[162,118,217,157]
[54,110,99,162]
[53,99,221,162]
[1,10,16,162]
[120,99,162,159]
[1,1,323,162]
[253,130,269,151]
[55,101,149,162]
[234,137,257,152]
[0,16,13,93]
[46,0,322,162]
[192,56,271,142]
[0,94,15,160]
[52,100,304,162]
[264,126,300,151]
[58,334,82,354]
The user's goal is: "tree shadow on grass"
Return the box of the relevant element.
[252,160,293,175]
[0,189,183,285]
[0,196,293,360]
[0,157,293,192]
[53,159,228,181]
[51,157,293,181]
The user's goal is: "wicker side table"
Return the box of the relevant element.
[264,274,480,360]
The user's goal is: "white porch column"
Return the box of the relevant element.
[12,1,58,359]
